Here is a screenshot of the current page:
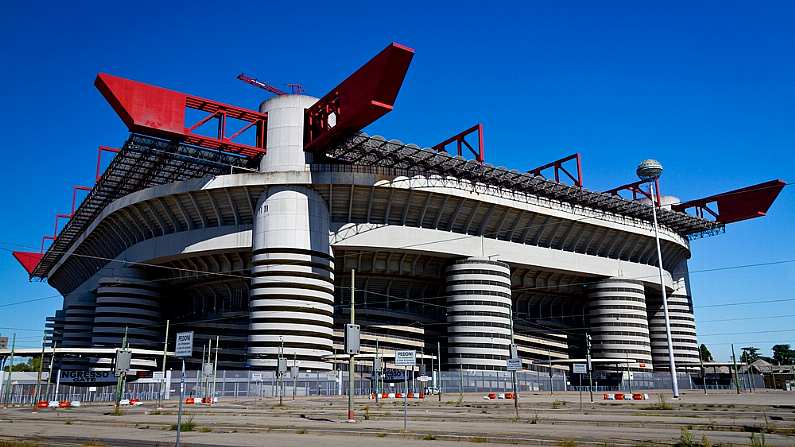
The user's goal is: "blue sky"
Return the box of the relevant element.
[1,1,792,361]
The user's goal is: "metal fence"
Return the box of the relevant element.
[0,369,770,405]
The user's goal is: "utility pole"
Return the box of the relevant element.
[158,320,169,409]
[437,340,442,403]
[731,344,741,394]
[114,327,129,413]
[292,352,297,400]
[347,269,356,422]
[548,349,553,395]
[3,334,16,406]
[34,339,46,403]
[44,342,56,401]
[699,352,707,394]
[279,337,284,406]
[212,336,219,404]
[586,333,594,404]
[509,309,519,420]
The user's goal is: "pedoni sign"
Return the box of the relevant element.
[175,331,194,358]
[60,370,116,384]
[394,350,416,367]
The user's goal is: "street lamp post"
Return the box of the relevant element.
[636,159,680,399]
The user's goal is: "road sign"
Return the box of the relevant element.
[573,363,587,374]
[153,371,165,380]
[115,349,132,375]
[344,324,360,354]
[251,372,263,381]
[394,350,416,366]
[60,370,116,384]
[417,375,432,382]
[290,366,299,378]
[175,331,194,358]
[506,358,522,371]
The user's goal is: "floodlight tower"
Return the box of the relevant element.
[636,159,680,399]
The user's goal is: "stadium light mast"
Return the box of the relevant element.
[636,159,680,399]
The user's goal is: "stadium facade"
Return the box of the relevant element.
[11,43,785,373]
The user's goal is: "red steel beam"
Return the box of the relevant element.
[605,178,662,206]
[529,153,583,187]
[304,42,415,152]
[432,123,485,163]
[95,73,267,157]
[96,146,120,181]
[671,179,786,224]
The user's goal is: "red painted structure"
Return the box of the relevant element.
[95,73,268,157]
[96,146,120,181]
[672,179,786,224]
[304,42,414,152]
[529,153,583,187]
[237,73,288,96]
[12,251,43,275]
[432,123,485,163]
[605,179,662,206]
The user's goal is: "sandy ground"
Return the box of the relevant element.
[0,390,793,446]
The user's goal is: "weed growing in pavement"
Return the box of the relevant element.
[700,434,711,447]
[421,434,436,440]
[644,394,672,411]
[558,440,577,447]
[376,433,387,438]
[169,416,195,432]
[0,442,40,447]
[677,427,695,447]
[296,429,307,434]
[750,432,766,447]
[552,400,565,409]
[469,436,487,443]
[198,427,211,433]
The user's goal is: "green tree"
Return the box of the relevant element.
[2,355,41,372]
[740,346,761,364]
[771,344,794,365]
[699,344,714,362]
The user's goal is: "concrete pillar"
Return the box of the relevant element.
[92,270,162,349]
[647,261,700,370]
[587,278,653,369]
[247,93,333,371]
[446,257,512,371]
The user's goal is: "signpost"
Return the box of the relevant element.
[395,350,416,432]
[573,364,587,374]
[175,331,193,447]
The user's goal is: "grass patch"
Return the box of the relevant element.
[198,427,212,433]
[296,429,307,434]
[421,434,436,440]
[559,440,578,447]
[643,394,673,411]
[0,442,40,447]
[169,416,196,432]
[552,400,565,409]
[676,427,695,447]
[81,442,107,447]
[376,433,387,438]
[469,436,488,443]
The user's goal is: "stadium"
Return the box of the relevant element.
[10,42,785,377]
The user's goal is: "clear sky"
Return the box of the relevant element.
[1,1,792,362]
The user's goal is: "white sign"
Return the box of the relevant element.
[417,375,432,382]
[394,350,416,366]
[175,331,194,358]
[60,370,116,384]
[153,371,165,380]
[506,358,522,371]
[251,372,263,381]
[573,363,587,374]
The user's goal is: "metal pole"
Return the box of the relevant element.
[548,350,553,395]
[649,180,680,398]
[3,334,16,405]
[34,340,46,403]
[158,319,169,409]
[176,359,186,447]
[437,340,442,403]
[731,344,741,394]
[586,333,594,403]
[45,342,56,401]
[459,366,464,402]
[374,338,380,403]
[279,337,284,406]
[348,269,355,421]
[403,365,408,432]
[212,336,219,403]
[292,352,297,400]
[114,327,129,413]
[699,353,707,394]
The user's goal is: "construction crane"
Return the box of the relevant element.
[237,73,304,96]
